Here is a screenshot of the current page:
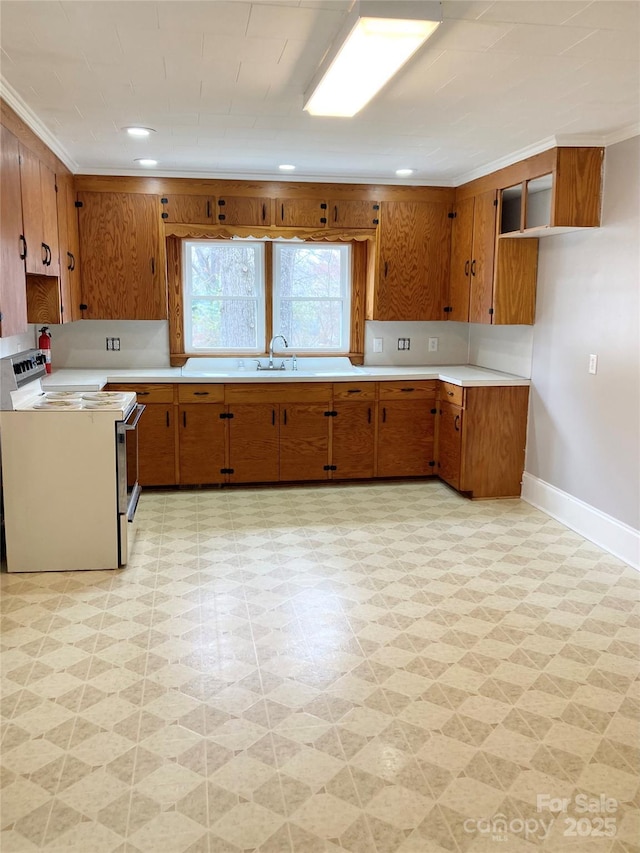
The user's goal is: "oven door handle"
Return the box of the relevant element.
[123,403,145,429]
[127,482,142,523]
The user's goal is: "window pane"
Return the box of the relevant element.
[189,244,260,297]
[191,299,258,349]
[278,245,344,297]
[279,300,344,349]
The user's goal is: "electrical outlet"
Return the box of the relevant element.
[106,337,121,351]
[428,337,439,352]
[589,354,598,374]
[397,338,410,351]
[373,337,383,353]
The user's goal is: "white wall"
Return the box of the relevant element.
[468,324,534,378]
[525,137,640,542]
[0,326,36,359]
[50,320,170,369]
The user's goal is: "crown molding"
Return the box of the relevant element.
[0,77,78,173]
[454,125,640,186]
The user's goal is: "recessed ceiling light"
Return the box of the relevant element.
[395,168,415,177]
[279,164,296,171]
[135,158,158,167]
[125,126,155,137]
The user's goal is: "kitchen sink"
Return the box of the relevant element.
[182,356,365,379]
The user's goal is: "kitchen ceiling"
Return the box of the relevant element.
[1,0,638,184]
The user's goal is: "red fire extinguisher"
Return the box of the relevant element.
[38,326,52,374]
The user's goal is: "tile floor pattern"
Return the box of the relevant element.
[1,482,639,853]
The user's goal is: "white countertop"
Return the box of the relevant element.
[41,364,529,391]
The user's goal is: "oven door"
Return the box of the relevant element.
[116,403,145,564]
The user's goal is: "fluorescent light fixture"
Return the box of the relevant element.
[395,168,415,177]
[304,1,441,117]
[135,158,158,167]
[279,164,296,171]
[124,126,155,137]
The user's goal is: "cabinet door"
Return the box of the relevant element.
[55,173,81,323]
[19,146,46,274]
[468,190,498,324]
[373,201,450,320]
[138,405,177,486]
[279,404,329,481]
[276,198,327,228]
[228,403,279,483]
[161,195,214,224]
[217,196,271,226]
[179,404,225,485]
[329,200,379,228]
[332,402,375,479]
[0,126,27,337]
[492,238,538,325]
[377,400,435,478]
[437,401,463,490]
[40,161,59,276]
[448,196,474,322]
[78,192,166,320]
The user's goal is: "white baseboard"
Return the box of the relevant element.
[521,473,640,571]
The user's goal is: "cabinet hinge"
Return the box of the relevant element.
[494,199,498,206]
[161,197,168,204]
[218,214,226,221]
[320,218,327,224]
[323,465,337,471]
[372,204,380,210]
[488,308,494,315]
[320,203,327,209]
[75,201,83,208]
[220,468,234,474]
[448,211,456,219]
[161,213,168,219]
[372,218,379,225]
[430,408,437,415]
[218,199,226,206]
[324,411,337,417]
[428,460,436,467]
[443,306,452,313]
[79,303,88,310]
[219,412,234,419]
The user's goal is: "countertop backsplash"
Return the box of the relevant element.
[364,321,469,366]
[49,320,171,369]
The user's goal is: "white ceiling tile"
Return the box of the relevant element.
[157,1,251,35]
[490,23,595,55]
[478,1,591,25]
[61,1,160,30]
[246,3,343,40]
[202,34,286,64]
[428,19,516,52]
[562,1,640,31]
[442,2,496,22]
[562,27,640,61]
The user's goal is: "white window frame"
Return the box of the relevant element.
[272,241,351,354]
[183,239,265,353]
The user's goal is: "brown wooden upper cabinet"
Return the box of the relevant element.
[161,194,214,225]
[19,145,59,276]
[368,200,451,321]
[276,198,328,227]
[499,147,603,236]
[217,196,271,226]
[0,126,28,337]
[448,190,497,322]
[77,192,167,320]
[55,173,81,323]
[328,199,380,228]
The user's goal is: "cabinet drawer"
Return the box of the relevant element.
[378,380,436,400]
[178,384,224,403]
[225,383,332,404]
[439,381,464,407]
[332,382,376,401]
[107,383,174,403]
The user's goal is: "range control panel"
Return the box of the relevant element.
[0,349,48,409]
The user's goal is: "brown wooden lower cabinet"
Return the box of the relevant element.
[436,385,529,498]
[111,380,527,496]
[179,403,225,485]
[228,404,279,483]
[377,399,436,478]
[138,404,177,486]
[279,404,330,482]
[331,401,375,479]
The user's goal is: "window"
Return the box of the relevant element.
[183,241,265,352]
[273,243,350,352]
[182,239,351,353]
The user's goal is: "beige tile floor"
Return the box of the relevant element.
[1,481,639,853]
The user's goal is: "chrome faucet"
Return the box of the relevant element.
[268,334,288,369]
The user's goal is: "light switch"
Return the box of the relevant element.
[373,338,383,353]
[589,354,598,374]
[428,337,438,352]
